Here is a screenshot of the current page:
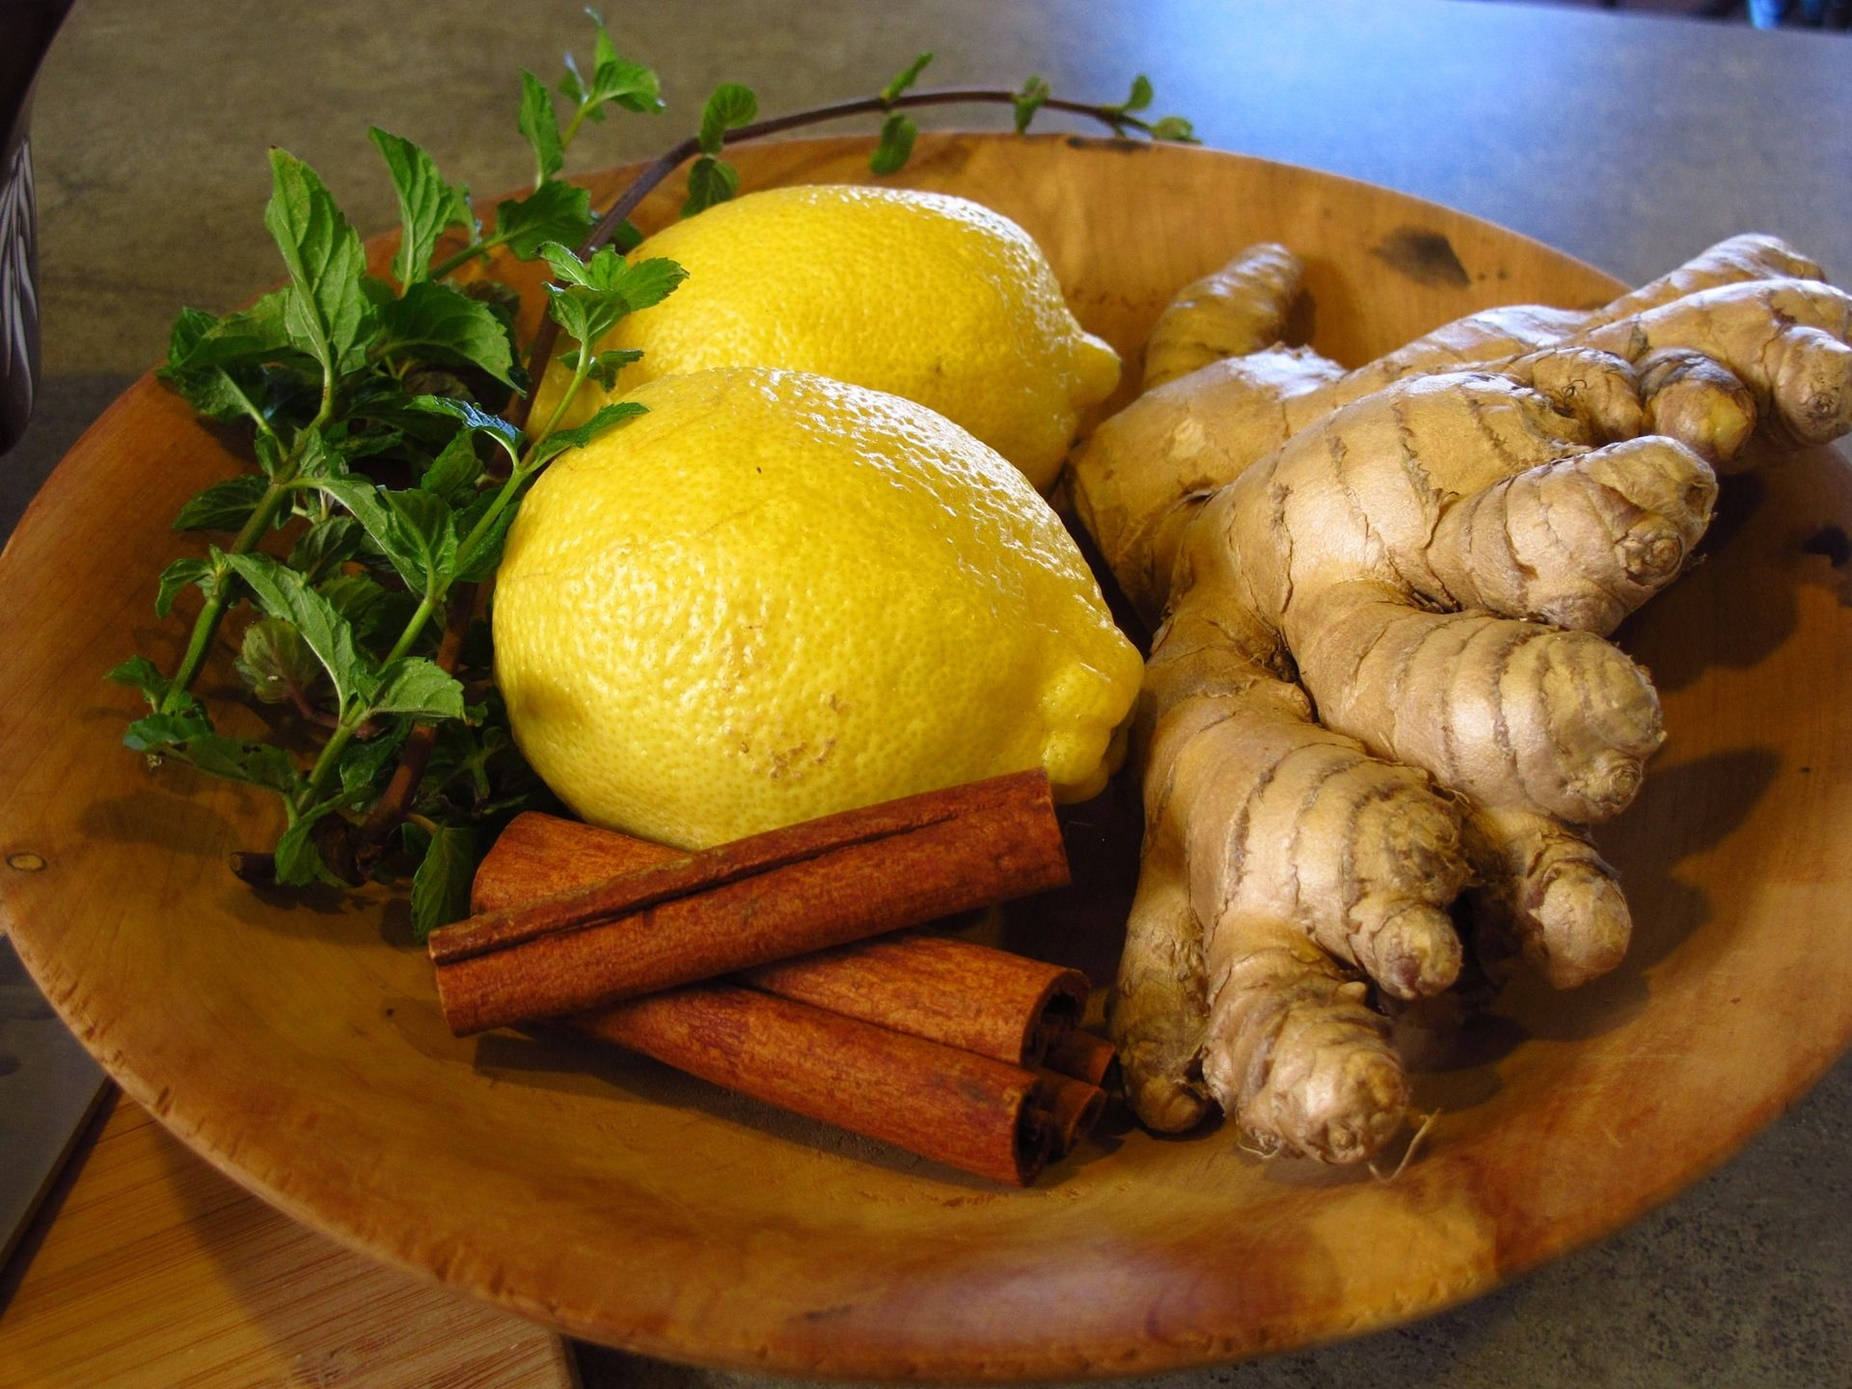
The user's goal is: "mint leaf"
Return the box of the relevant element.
[124,707,213,752]
[313,477,458,598]
[527,401,646,467]
[319,572,393,640]
[682,154,739,215]
[287,516,365,583]
[274,809,341,887]
[368,127,474,288]
[172,732,302,796]
[588,22,664,115]
[420,430,484,504]
[518,71,566,184]
[154,555,222,619]
[493,180,595,260]
[235,618,326,706]
[1149,115,1198,144]
[697,84,757,154]
[339,721,411,796]
[409,395,524,464]
[409,822,477,942]
[172,474,272,532]
[264,149,375,377]
[376,280,521,388]
[371,657,466,721]
[106,655,171,708]
[160,300,300,425]
[869,112,916,176]
[224,552,375,713]
[880,53,932,105]
[584,346,643,391]
[1012,75,1050,135]
[450,498,522,585]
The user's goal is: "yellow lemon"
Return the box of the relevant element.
[528,184,1122,490]
[493,367,1142,849]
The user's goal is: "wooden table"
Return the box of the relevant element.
[4,2,1848,1385]
[0,1088,575,1388]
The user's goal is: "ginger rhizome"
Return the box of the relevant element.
[1069,234,1852,1163]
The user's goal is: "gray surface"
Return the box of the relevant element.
[0,936,107,1273]
[4,0,1848,1384]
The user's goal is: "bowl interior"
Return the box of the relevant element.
[3,133,1849,1379]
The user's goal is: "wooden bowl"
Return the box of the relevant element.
[4,134,1849,1378]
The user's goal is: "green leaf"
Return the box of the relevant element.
[1122,75,1154,114]
[587,20,664,115]
[234,618,326,705]
[287,516,366,583]
[318,572,393,640]
[1012,75,1050,135]
[106,655,171,708]
[313,477,458,597]
[370,657,466,721]
[408,395,523,464]
[167,293,296,371]
[224,552,375,713]
[263,149,375,376]
[420,430,484,504]
[375,280,521,388]
[880,52,932,105]
[368,128,474,288]
[697,83,757,154]
[159,300,299,424]
[123,707,212,752]
[409,823,477,943]
[493,180,595,260]
[154,556,221,619]
[526,401,646,468]
[518,71,566,184]
[540,244,685,307]
[682,154,739,215]
[1149,114,1198,144]
[338,721,411,796]
[172,474,272,532]
[171,732,302,796]
[584,346,643,391]
[273,809,340,887]
[450,499,521,585]
[869,112,917,176]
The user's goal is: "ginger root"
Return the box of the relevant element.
[1069,234,1852,1163]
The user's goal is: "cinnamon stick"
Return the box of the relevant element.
[1035,1071,1107,1159]
[472,811,1088,1067]
[430,770,1068,1036]
[567,983,1051,1185]
[1043,1026,1119,1087]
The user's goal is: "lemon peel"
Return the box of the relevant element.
[527,184,1121,490]
[493,366,1142,849]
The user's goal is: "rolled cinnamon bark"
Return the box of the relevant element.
[473,810,1089,1067]
[569,983,1051,1186]
[1043,1026,1119,1087]
[1035,1071,1108,1159]
[432,771,1069,1036]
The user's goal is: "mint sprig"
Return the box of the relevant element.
[121,14,1194,925]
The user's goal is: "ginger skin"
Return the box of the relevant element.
[1071,235,1852,1162]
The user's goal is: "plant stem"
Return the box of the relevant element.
[159,476,297,711]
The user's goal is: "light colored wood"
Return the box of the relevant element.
[1,133,1847,1378]
[0,1092,577,1388]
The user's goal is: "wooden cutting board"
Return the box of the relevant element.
[0,1091,575,1388]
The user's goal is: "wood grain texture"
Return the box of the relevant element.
[1,134,1848,1378]
[0,1092,575,1388]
